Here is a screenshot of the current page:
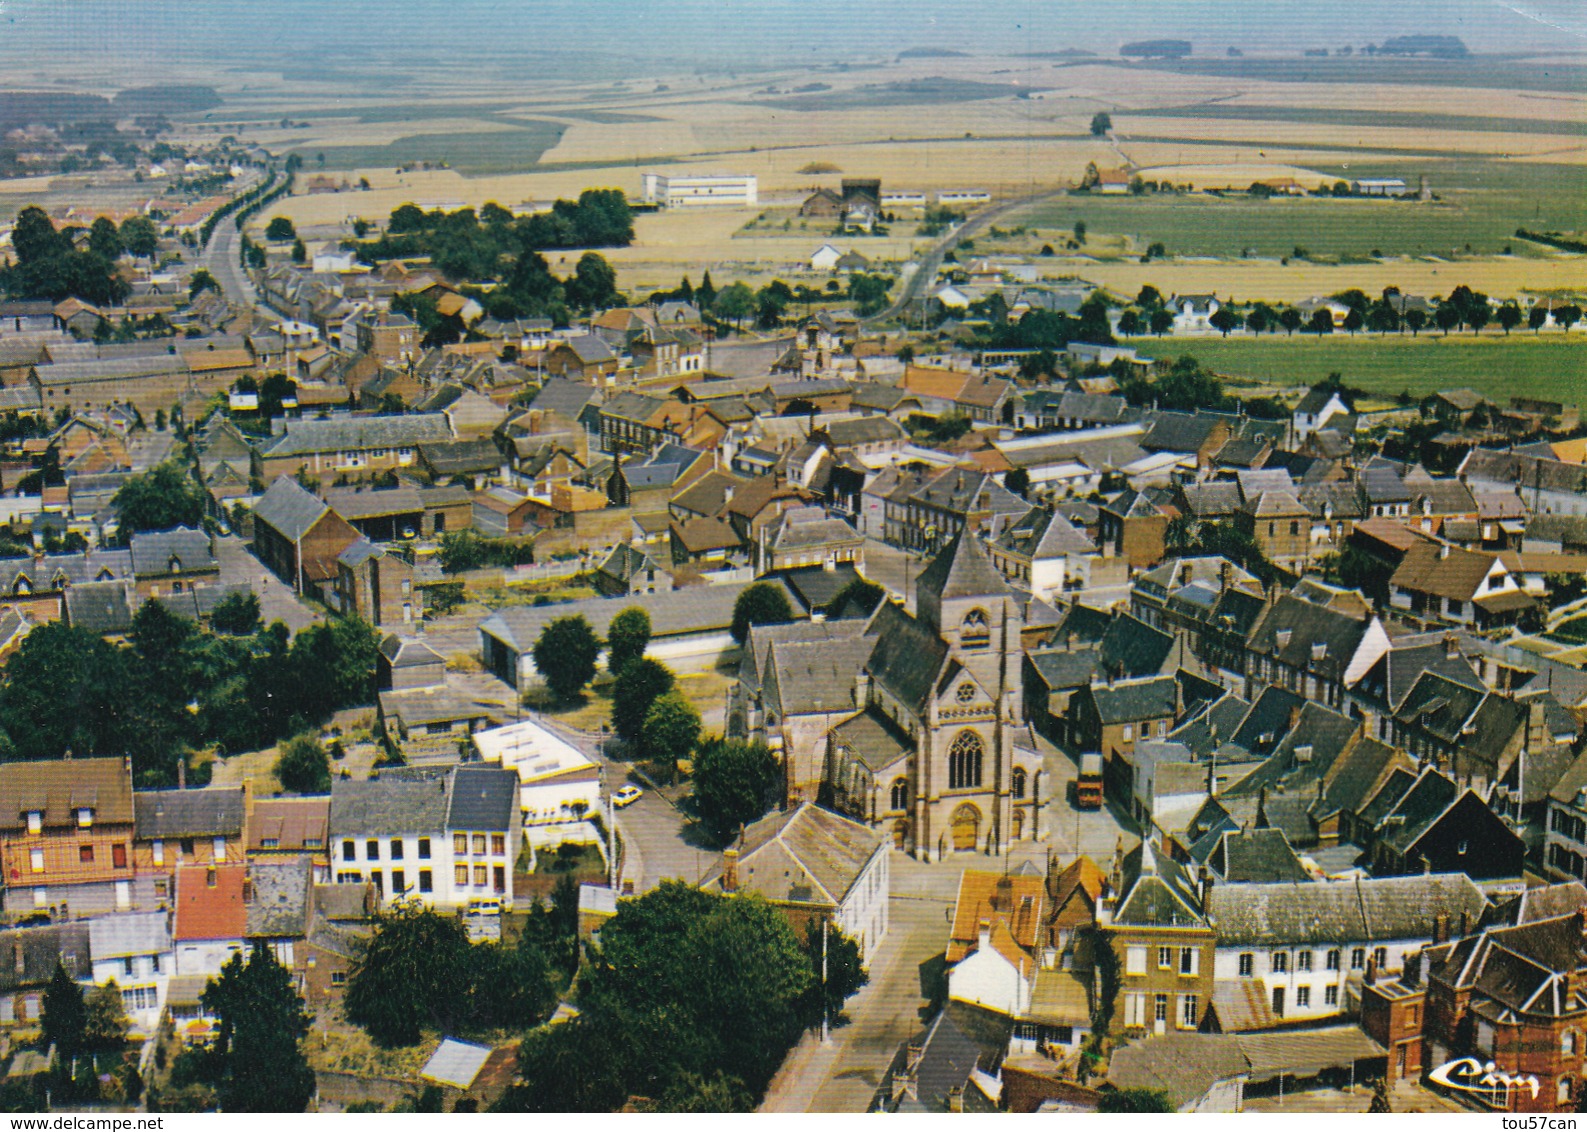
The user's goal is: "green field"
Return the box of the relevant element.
[1133,333,1587,403]
[1011,160,1587,259]
[309,121,568,177]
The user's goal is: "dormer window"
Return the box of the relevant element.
[76,808,93,829]
[1311,642,1327,662]
[168,556,182,574]
[1275,629,1293,648]
[26,811,42,834]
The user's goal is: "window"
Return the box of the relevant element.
[956,682,976,704]
[948,731,984,790]
[1373,946,1387,969]
[366,839,379,861]
[26,811,41,834]
[1271,952,1288,974]
[112,844,127,868]
[390,839,404,860]
[1561,1078,1574,1107]
[473,835,487,855]
[959,609,991,650]
[79,845,94,863]
[152,840,164,866]
[418,838,431,860]
[180,838,195,858]
[331,971,347,987]
[1296,986,1311,1008]
[151,955,160,974]
[1180,947,1198,976]
[454,834,468,855]
[1350,948,1366,970]
[1126,946,1147,976]
[494,866,506,893]
[491,834,505,856]
[1297,950,1312,972]
[205,868,217,887]
[1567,1032,1579,1057]
[1158,946,1173,970]
[1326,949,1341,971]
[1325,985,1339,1007]
[474,865,488,886]
[1238,953,1254,977]
[77,807,93,829]
[890,778,909,811]
[261,839,279,849]
[455,865,468,886]
[1122,724,1134,742]
[1125,992,1147,1027]
[213,837,227,862]
[369,871,382,895]
[392,869,405,895]
[1012,769,1026,800]
[419,870,433,894]
[123,957,134,977]
[1154,993,1168,1023]
[342,840,356,862]
[1180,994,1198,1029]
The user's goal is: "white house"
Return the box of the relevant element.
[988,504,1098,601]
[87,911,173,1034]
[935,284,972,310]
[471,719,602,839]
[1204,874,1487,1030]
[1170,295,1220,334]
[809,244,843,271]
[640,172,758,208]
[1291,388,1351,442]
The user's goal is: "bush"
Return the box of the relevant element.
[274,734,330,794]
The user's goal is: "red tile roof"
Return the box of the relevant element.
[173,863,248,941]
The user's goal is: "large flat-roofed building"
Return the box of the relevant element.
[640,172,758,208]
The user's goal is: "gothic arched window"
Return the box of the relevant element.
[960,608,990,650]
[890,777,909,811]
[948,730,984,790]
[1012,768,1027,799]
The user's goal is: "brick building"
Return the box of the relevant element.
[0,757,137,917]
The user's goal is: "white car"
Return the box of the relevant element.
[613,785,645,808]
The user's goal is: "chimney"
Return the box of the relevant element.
[1438,543,1450,559]
[1443,633,1459,660]
[1219,559,1232,590]
[1404,949,1423,987]
[1525,696,1549,753]
[1364,956,1377,987]
[1199,867,1213,908]
[947,1086,964,1113]
[1432,911,1449,945]
[978,918,992,954]
[1460,909,1469,937]
[722,848,739,894]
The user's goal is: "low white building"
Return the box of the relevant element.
[87,911,173,1034]
[471,719,602,834]
[809,244,843,271]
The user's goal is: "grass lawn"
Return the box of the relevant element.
[1011,160,1587,259]
[1133,332,1587,402]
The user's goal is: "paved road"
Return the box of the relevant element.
[199,216,259,311]
[863,185,1074,328]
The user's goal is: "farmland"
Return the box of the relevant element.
[1131,332,1587,403]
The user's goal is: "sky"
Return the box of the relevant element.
[0,0,1583,76]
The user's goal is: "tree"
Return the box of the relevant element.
[642,690,700,780]
[1148,307,1174,336]
[83,982,130,1050]
[1368,1077,1393,1114]
[290,238,306,264]
[188,269,219,298]
[111,461,205,535]
[1435,303,1460,335]
[11,206,66,265]
[1467,300,1490,334]
[532,615,602,702]
[605,607,651,675]
[713,282,755,331]
[264,216,296,241]
[1004,466,1031,499]
[799,920,868,1028]
[565,251,620,311]
[1089,112,1113,137]
[1072,220,1087,244]
[1208,308,1238,337]
[201,944,315,1112]
[1279,307,1303,336]
[1497,301,1522,335]
[692,736,780,841]
[41,963,88,1058]
[610,658,675,747]
[1405,308,1427,336]
[1307,309,1334,335]
[1530,304,1549,333]
[1342,308,1364,335]
[210,591,261,635]
[119,215,159,258]
[1558,304,1583,332]
[0,622,133,764]
[1244,304,1272,335]
[88,216,123,261]
[275,734,330,794]
[1117,308,1142,336]
[696,269,717,309]
[828,576,885,617]
[345,906,473,1046]
[731,582,794,645]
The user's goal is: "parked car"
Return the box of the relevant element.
[613,784,644,808]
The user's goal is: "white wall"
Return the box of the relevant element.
[175,938,244,978]
[835,847,890,962]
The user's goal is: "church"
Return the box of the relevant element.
[730,531,1045,861]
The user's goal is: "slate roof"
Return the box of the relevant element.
[379,634,445,669]
[992,505,1095,560]
[422,1039,494,1090]
[1207,827,1310,884]
[446,766,518,833]
[916,529,1011,605]
[329,774,451,838]
[64,579,136,635]
[767,635,874,716]
[134,787,245,839]
[88,910,170,962]
[864,599,949,713]
[253,477,330,542]
[129,528,216,577]
[1141,411,1224,454]
[1027,647,1100,695]
[257,413,452,458]
[246,857,313,938]
[828,705,913,773]
[0,924,92,989]
[1108,1033,1250,1111]
[1245,593,1372,672]
[1311,738,1409,822]
[1090,676,1177,725]
[1113,843,1206,928]
[888,1003,1007,1113]
[1206,874,1487,946]
[1373,768,1461,855]
[707,802,882,907]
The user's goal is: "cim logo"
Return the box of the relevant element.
[1428,1057,1542,1100]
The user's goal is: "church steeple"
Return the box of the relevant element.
[915,528,1010,633]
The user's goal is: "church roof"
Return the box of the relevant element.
[915,530,1009,604]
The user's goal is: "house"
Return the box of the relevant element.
[0,756,137,917]
[1097,489,1171,570]
[329,766,521,910]
[809,244,843,271]
[252,413,453,486]
[133,786,246,901]
[1097,843,1216,1037]
[172,862,249,976]
[419,1038,521,1111]
[247,796,331,863]
[0,923,92,1028]
[1388,541,1535,630]
[1240,591,1391,711]
[879,1002,1009,1112]
[703,802,889,962]
[251,476,360,597]
[759,507,864,574]
[470,720,601,842]
[1170,295,1220,334]
[128,527,219,598]
[544,334,620,384]
[1352,767,1524,880]
[325,484,473,541]
[1292,388,1351,443]
[87,911,173,1033]
[335,539,418,628]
